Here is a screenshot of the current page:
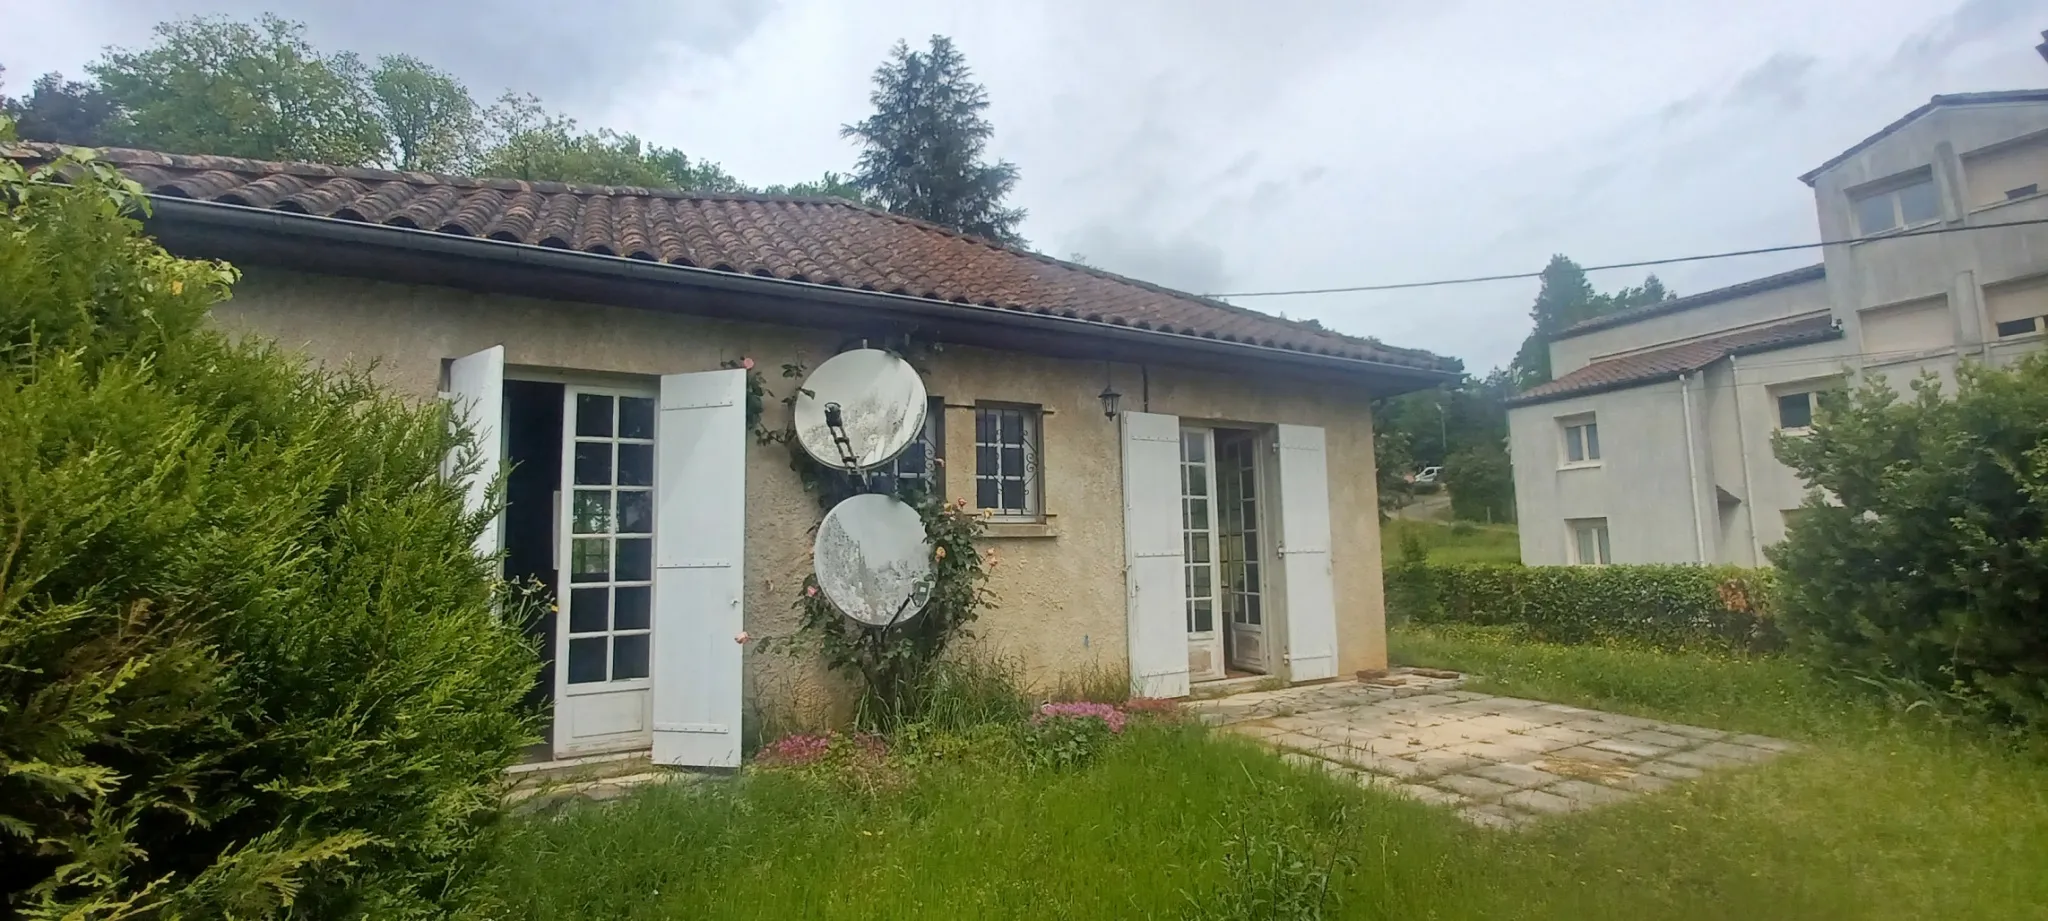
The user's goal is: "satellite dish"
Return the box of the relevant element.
[793,349,927,470]
[812,493,935,626]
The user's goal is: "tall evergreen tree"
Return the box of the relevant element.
[843,36,1026,245]
[1508,255,1673,389]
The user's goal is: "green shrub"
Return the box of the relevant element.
[1385,562,1781,652]
[1772,362,2048,730]
[1444,442,1514,523]
[0,135,537,917]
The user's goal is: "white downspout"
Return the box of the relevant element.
[1728,356,1765,566]
[1679,371,1708,564]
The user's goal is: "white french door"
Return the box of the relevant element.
[554,386,658,757]
[1218,434,1269,674]
[1180,427,1225,682]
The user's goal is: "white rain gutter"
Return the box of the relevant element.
[1679,371,1709,563]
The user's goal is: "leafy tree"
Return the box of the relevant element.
[1445,442,1514,523]
[1372,417,1418,517]
[0,123,535,917]
[763,170,874,204]
[0,66,118,146]
[843,35,1026,244]
[1508,255,1674,389]
[369,54,482,171]
[1772,361,2048,730]
[88,14,389,165]
[477,92,747,190]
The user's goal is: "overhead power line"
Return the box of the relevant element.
[1204,215,2048,299]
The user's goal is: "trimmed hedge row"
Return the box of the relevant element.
[1386,562,1782,653]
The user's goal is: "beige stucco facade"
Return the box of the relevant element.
[1509,91,2048,567]
[212,266,1390,724]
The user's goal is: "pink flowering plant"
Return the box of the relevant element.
[753,730,902,794]
[1021,701,1128,771]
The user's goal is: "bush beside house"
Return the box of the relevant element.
[1386,558,1780,653]
[0,133,536,917]
[1773,362,2048,731]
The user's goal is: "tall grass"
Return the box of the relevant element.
[485,628,2048,920]
[1382,518,1521,565]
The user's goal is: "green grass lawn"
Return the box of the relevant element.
[1382,518,1521,565]
[487,629,2048,920]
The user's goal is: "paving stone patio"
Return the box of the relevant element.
[1185,668,1797,829]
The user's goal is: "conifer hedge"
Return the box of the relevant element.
[1,129,537,918]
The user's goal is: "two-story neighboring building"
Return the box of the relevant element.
[1507,89,2048,567]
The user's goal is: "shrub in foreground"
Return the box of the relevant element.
[1773,363,2048,730]
[1386,561,1780,652]
[0,135,536,917]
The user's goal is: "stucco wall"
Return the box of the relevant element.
[1508,381,1705,566]
[1812,101,2048,374]
[1548,277,1830,378]
[210,266,1389,722]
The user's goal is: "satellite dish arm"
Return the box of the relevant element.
[823,402,865,473]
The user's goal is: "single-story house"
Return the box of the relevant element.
[32,145,1456,767]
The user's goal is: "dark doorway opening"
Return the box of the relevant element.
[503,379,563,760]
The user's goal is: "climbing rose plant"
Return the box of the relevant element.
[734,350,996,727]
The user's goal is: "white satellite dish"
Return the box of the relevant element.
[793,349,927,470]
[812,492,935,626]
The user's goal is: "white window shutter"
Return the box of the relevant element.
[651,369,747,767]
[442,345,505,560]
[1275,424,1338,681]
[1122,411,1189,698]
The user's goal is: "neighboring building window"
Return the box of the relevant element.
[1851,173,1939,236]
[1561,416,1600,464]
[867,397,944,498]
[974,404,1040,519]
[1569,518,1612,565]
[1776,391,1814,430]
[1962,134,2048,210]
[1987,275,2048,340]
[1858,295,1952,356]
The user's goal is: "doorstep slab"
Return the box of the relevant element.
[1199,671,1797,829]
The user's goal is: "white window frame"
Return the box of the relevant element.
[974,403,1042,521]
[1568,518,1612,565]
[1559,414,1600,468]
[1851,172,1940,237]
[1774,389,1815,432]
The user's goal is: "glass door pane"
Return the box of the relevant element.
[560,390,658,685]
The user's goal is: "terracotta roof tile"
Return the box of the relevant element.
[12,144,1453,372]
[1510,313,1839,406]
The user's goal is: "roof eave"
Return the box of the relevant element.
[1800,90,2048,186]
[143,196,1459,392]
[1506,327,1842,408]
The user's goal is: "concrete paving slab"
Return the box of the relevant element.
[1189,668,1793,830]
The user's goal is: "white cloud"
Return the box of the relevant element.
[4,0,2044,371]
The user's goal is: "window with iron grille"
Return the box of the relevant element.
[864,397,945,499]
[974,404,1041,519]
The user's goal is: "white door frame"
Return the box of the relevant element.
[1218,431,1271,674]
[1180,425,1225,682]
[552,382,659,758]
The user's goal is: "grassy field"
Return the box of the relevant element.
[1382,517,1521,565]
[486,629,2048,920]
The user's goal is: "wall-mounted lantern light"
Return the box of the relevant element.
[1098,366,1122,419]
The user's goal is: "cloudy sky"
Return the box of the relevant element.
[3,0,2043,371]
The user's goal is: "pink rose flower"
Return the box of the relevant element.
[740,357,755,370]
[734,631,751,644]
